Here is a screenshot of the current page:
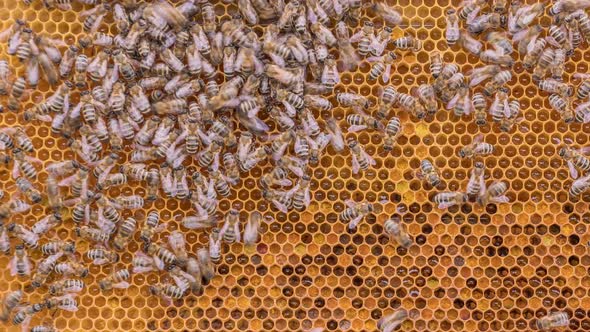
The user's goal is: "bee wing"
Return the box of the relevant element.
[503,99,512,118]
[350,154,360,174]
[490,195,510,203]
[446,91,462,110]
[568,160,579,179]
[573,73,590,80]
[304,189,311,208]
[473,133,484,144]
[363,150,376,166]
[577,147,590,155]
[9,255,17,276]
[479,176,487,198]
[348,214,364,230]
[112,281,131,289]
[383,64,392,83]
[544,35,562,48]
[466,6,481,25]
[347,125,368,133]
[12,160,20,179]
[437,202,456,210]
[271,199,289,213]
[234,222,241,243]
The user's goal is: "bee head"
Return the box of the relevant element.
[558,148,567,157]
[458,149,466,158]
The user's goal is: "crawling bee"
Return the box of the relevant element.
[381,117,402,153]
[459,134,495,159]
[150,283,185,302]
[167,231,189,267]
[477,181,509,205]
[393,35,422,52]
[0,290,22,322]
[220,209,241,244]
[466,162,486,198]
[536,311,569,330]
[7,223,38,248]
[54,260,88,278]
[378,310,409,332]
[49,279,84,296]
[416,159,441,187]
[145,243,177,269]
[10,244,31,277]
[557,139,590,179]
[570,174,590,197]
[367,52,397,83]
[14,176,42,204]
[434,192,468,209]
[348,138,376,174]
[87,247,119,265]
[244,212,266,246]
[99,268,130,291]
[340,200,374,231]
[139,210,165,245]
[346,109,383,132]
[113,217,137,251]
[384,218,412,248]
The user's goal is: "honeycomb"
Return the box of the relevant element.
[0,0,589,331]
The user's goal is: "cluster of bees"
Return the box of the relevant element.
[0,0,587,330]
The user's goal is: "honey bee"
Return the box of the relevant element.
[167,230,189,267]
[197,247,216,283]
[434,192,468,209]
[380,117,402,154]
[378,310,409,332]
[139,210,164,245]
[0,290,22,322]
[44,294,78,312]
[32,214,62,235]
[536,312,569,331]
[40,240,75,256]
[348,138,376,175]
[472,92,488,126]
[87,247,119,265]
[416,84,438,115]
[460,31,483,55]
[393,35,422,52]
[570,174,590,197]
[367,52,397,83]
[32,252,63,288]
[538,78,574,97]
[15,176,42,204]
[54,260,88,278]
[467,12,505,35]
[7,223,38,248]
[372,3,403,26]
[49,279,84,296]
[219,209,241,244]
[416,159,441,187]
[30,324,57,332]
[384,217,412,248]
[459,134,495,159]
[466,162,486,199]
[0,223,10,254]
[12,302,45,329]
[145,243,177,269]
[523,38,546,70]
[477,181,509,205]
[430,52,443,78]
[113,217,137,251]
[99,268,131,291]
[340,200,374,231]
[446,9,460,45]
[346,110,383,132]
[483,70,512,96]
[244,212,266,246]
[556,139,590,179]
[81,3,110,33]
[263,187,296,213]
[326,117,345,152]
[76,226,110,245]
[10,244,31,277]
[150,283,185,302]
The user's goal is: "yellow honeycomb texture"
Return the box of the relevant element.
[0,0,589,331]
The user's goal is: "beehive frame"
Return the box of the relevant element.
[0,0,589,331]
